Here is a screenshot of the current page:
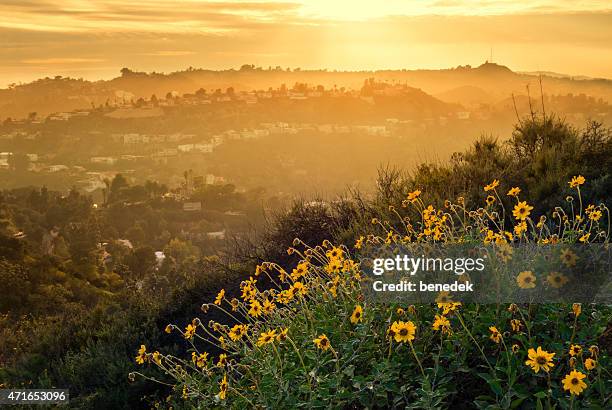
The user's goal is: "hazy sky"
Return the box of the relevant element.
[2,1,612,86]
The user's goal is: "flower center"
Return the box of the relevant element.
[536,357,547,365]
[571,378,579,385]
[399,329,408,336]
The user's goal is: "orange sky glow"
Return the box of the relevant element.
[1,1,611,86]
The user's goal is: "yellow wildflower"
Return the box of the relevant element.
[257,330,277,347]
[572,303,581,317]
[326,246,344,261]
[560,249,578,267]
[514,221,527,235]
[291,281,307,297]
[350,305,363,324]
[507,187,521,197]
[135,344,147,364]
[228,324,248,341]
[219,374,228,400]
[313,334,331,351]
[192,352,208,368]
[546,271,568,288]
[214,289,225,305]
[276,328,288,342]
[484,179,500,192]
[390,321,416,343]
[432,314,451,334]
[355,236,365,249]
[562,370,587,395]
[489,326,502,343]
[407,189,422,203]
[151,351,161,365]
[568,175,585,188]
[516,270,536,289]
[569,344,583,357]
[217,353,227,367]
[438,301,461,315]
[585,358,597,371]
[248,300,262,317]
[497,243,513,262]
[262,298,276,315]
[588,209,602,221]
[184,324,196,340]
[255,264,263,276]
[525,347,555,373]
[291,261,309,281]
[512,201,533,220]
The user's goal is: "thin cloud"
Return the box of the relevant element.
[21,57,106,64]
[142,51,197,56]
[1,1,302,33]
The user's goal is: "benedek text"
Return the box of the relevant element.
[373,280,474,292]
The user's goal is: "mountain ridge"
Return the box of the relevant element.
[1,62,611,119]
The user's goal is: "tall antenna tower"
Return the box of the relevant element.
[490,47,493,63]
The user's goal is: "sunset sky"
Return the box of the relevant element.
[1,1,612,86]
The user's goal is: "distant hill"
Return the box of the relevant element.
[435,85,494,106]
[1,62,611,119]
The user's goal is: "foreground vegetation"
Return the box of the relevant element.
[136,172,610,409]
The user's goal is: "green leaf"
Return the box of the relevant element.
[478,372,503,396]
[536,398,544,410]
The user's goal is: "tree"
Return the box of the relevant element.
[163,238,200,269]
[109,174,129,202]
[0,260,31,313]
[120,67,133,77]
[103,178,111,205]
[126,246,156,278]
[0,233,25,260]
[65,219,100,268]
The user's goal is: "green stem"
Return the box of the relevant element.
[286,336,312,390]
[408,340,426,378]
[456,312,495,372]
